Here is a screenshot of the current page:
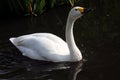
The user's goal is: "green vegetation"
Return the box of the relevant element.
[0,0,80,16]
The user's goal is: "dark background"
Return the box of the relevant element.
[0,0,120,80]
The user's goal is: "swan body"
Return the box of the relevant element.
[10,7,86,62]
[10,33,70,61]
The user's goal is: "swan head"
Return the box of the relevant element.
[68,6,89,21]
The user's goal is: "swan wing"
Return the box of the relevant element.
[10,33,70,62]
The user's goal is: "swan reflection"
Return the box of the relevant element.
[68,60,83,80]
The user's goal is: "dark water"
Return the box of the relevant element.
[0,1,120,80]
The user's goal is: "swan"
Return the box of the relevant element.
[9,6,88,62]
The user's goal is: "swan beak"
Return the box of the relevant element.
[78,7,91,14]
[84,8,91,13]
[78,7,84,13]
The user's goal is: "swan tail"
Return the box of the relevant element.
[9,38,17,46]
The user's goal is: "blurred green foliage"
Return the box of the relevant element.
[0,0,80,16]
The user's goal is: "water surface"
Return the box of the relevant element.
[0,2,120,80]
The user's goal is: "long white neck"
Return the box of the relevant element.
[66,15,82,61]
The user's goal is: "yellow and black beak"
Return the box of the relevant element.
[78,7,91,14]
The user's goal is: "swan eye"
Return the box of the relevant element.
[75,9,78,11]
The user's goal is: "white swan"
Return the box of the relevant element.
[9,6,87,62]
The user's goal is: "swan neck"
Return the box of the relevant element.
[66,16,82,60]
[66,18,76,51]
